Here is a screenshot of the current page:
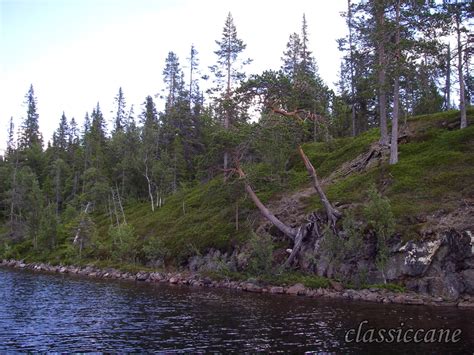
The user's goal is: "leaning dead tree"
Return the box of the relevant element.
[235,161,298,241]
[233,141,340,267]
[268,105,341,227]
[234,159,307,267]
[233,74,342,266]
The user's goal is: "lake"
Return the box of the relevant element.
[0,267,472,353]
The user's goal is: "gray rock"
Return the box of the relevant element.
[269,286,285,294]
[286,283,306,296]
[461,269,474,294]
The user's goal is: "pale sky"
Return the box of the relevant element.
[0,0,348,154]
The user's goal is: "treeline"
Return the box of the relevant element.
[0,2,471,261]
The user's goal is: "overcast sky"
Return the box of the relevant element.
[0,0,348,154]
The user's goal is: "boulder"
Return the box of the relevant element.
[329,280,344,292]
[243,283,262,293]
[428,274,464,301]
[286,283,306,296]
[135,272,149,281]
[461,269,474,294]
[269,286,285,294]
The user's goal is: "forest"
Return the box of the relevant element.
[0,1,473,288]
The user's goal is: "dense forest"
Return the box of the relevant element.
[1,1,472,281]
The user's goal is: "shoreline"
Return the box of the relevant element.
[2,259,473,308]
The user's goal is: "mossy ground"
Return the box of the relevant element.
[303,109,474,240]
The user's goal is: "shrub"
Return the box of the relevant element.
[109,223,139,263]
[246,233,274,276]
[363,184,395,283]
[143,236,170,267]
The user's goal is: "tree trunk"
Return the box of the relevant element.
[144,157,155,212]
[9,152,19,237]
[375,2,388,145]
[456,12,467,129]
[115,184,126,224]
[283,226,305,268]
[223,42,232,175]
[235,201,239,231]
[390,0,400,165]
[348,0,357,137]
[446,44,451,110]
[297,146,341,226]
[236,165,297,240]
[74,202,90,245]
[189,46,194,110]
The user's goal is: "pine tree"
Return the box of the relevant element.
[6,117,15,159]
[374,0,389,146]
[140,96,160,211]
[52,112,69,152]
[89,103,107,168]
[281,33,302,79]
[113,87,126,133]
[187,44,202,111]
[163,52,184,110]
[447,1,470,128]
[210,12,251,172]
[20,84,43,150]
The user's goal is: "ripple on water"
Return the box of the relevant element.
[0,267,473,352]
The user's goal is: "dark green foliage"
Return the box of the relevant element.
[246,233,274,276]
[363,184,394,281]
[109,223,139,263]
[20,85,42,150]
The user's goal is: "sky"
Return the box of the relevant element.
[0,0,348,154]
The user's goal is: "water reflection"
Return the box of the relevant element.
[0,268,472,352]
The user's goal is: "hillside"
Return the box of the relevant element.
[3,109,474,299]
[97,109,473,260]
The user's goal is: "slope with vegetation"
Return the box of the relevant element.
[1,3,473,301]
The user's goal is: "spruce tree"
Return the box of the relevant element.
[163,51,184,111]
[210,12,251,172]
[6,117,15,159]
[52,112,69,152]
[20,84,42,150]
[113,87,126,133]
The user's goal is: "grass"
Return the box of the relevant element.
[303,109,474,239]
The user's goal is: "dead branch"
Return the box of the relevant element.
[73,202,91,245]
[297,146,341,226]
[235,162,298,241]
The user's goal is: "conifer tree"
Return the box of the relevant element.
[163,51,184,110]
[210,12,251,172]
[113,87,126,133]
[20,84,42,150]
[6,117,15,159]
[53,112,69,152]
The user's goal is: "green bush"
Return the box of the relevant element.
[246,233,274,276]
[109,223,139,263]
[363,184,395,283]
[143,236,171,267]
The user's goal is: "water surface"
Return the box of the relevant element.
[0,267,472,353]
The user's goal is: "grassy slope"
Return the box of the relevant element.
[92,109,474,262]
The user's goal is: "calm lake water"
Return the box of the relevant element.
[0,267,473,353]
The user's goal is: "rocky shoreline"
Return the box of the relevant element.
[2,259,473,308]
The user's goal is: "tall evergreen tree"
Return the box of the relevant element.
[113,87,126,133]
[163,52,184,110]
[20,84,42,149]
[281,33,302,79]
[6,117,15,159]
[52,112,69,152]
[210,12,251,172]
